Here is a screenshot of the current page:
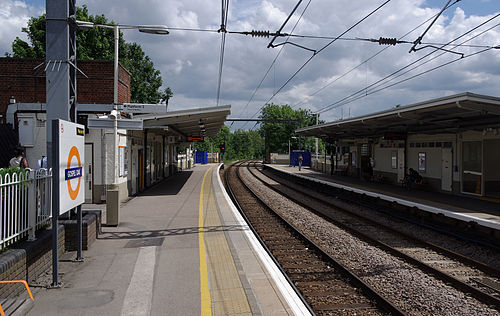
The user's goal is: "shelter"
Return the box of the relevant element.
[296,92,500,198]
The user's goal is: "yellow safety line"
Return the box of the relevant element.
[199,165,215,316]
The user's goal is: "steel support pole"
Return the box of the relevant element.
[51,120,60,287]
[76,205,83,261]
[113,25,119,188]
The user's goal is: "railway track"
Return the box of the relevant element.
[247,161,500,311]
[224,161,405,315]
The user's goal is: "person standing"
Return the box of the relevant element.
[9,148,29,168]
[298,154,303,171]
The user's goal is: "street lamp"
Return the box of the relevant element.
[76,20,168,188]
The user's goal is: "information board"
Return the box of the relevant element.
[58,119,85,214]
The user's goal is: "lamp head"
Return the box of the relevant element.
[109,109,119,119]
[138,25,169,35]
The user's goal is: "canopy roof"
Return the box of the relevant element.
[296,93,500,139]
[137,105,231,139]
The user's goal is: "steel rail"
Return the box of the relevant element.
[251,163,500,310]
[257,163,500,277]
[229,160,406,315]
[223,161,316,316]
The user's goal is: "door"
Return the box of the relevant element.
[441,148,452,191]
[84,143,93,203]
[483,139,500,198]
[131,148,137,195]
[397,148,405,182]
[138,149,144,191]
[462,141,482,195]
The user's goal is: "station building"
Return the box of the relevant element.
[1,58,230,203]
[296,93,500,199]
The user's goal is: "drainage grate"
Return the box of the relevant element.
[124,238,164,248]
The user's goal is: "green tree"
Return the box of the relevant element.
[9,5,172,104]
[259,104,324,155]
[193,126,264,160]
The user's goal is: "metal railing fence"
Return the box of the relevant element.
[0,168,52,250]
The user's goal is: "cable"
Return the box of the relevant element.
[216,0,230,106]
[167,27,219,33]
[409,0,453,53]
[268,0,303,48]
[316,15,500,114]
[329,45,496,112]
[246,0,392,123]
[315,12,500,114]
[362,22,499,98]
[291,0,461,109]
[237,0,313,129]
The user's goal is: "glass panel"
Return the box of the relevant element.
[462,141,482,194]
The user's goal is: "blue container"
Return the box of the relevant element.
[195,151,208,164]
[289,151,311,167]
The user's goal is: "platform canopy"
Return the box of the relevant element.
[137,105,231,139]
[296,93,500,140]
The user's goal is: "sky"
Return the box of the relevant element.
[1,0,499,130]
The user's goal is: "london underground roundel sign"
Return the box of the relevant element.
[58,119,85,214]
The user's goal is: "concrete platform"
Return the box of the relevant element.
[28,164,310,315]
[267,164,500,232]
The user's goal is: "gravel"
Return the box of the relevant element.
[238,165,499,316]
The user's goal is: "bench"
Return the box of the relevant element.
[334,165,348,176]
[373,174,390,183]
[400,176,428,190]
[0,298,34,316]
[0,280,34,316]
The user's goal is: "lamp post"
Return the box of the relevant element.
[76,21,168,187]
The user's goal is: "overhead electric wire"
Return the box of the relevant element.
[245,0,392,123]
[268,0,303,48]
[236,0,313,130]
[328,44,497,112]
[291,0,461,109]
[162,26,497,50]
[360,22,500,98]
[167,27,219,33]
[216,0,230,106]
[315,13,500,114]
[409,0,453,53]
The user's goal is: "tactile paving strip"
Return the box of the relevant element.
[202,170,252,315]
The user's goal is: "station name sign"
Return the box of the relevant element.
[384,132,407,140]
[58,120,85,215]
[123,103,168,114]
[187,136,204,142]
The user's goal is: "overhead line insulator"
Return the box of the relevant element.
[251,30,270,38]
[378,37,398,45]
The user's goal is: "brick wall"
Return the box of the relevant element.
[0,225,65,298]
[59,211,100,251]
[0,58,131,120]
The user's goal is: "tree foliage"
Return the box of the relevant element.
[193,105,324,161]
[10,5,172,104]
[193,126,263,160]
[259,104,324,154]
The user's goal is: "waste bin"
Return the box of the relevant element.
[106,189,120,226]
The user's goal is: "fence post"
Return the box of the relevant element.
[28,170,36,241]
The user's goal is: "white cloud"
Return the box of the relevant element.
[0,0,42,55]
[1,0,499,128]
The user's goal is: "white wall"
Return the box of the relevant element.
[373,140,404,174]
[17,113,46,169]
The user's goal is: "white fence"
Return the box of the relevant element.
[0,168,52,250]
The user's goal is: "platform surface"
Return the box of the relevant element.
[267,164,500,231]
[28,164,308,315]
